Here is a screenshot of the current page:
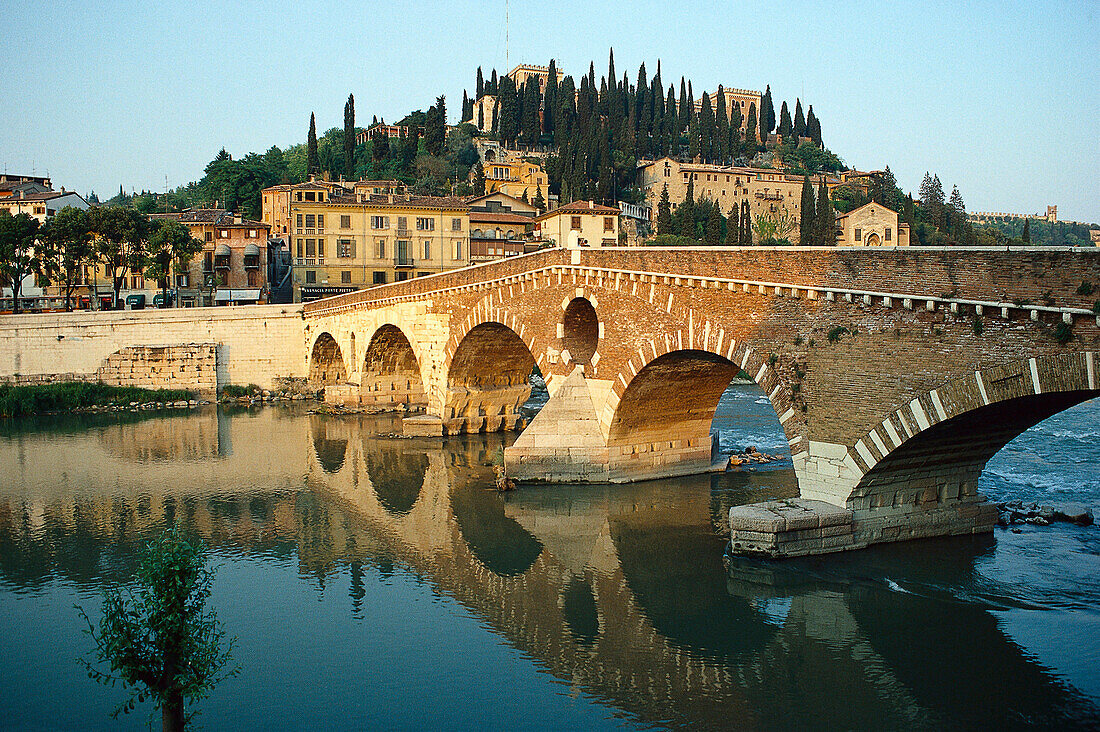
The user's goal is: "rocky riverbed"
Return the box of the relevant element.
[995,499,1094,528]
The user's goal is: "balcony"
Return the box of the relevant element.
[294,258,325,266]
[755,192,782,201]
[393,255,416,268]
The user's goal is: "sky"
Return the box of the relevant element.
[2,0,1098,223]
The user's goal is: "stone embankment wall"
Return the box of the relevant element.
[0,305,306,391]
[96,344,218,393]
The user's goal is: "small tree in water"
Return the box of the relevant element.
[79,527,237,731]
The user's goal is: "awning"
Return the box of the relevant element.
[243,243,260,255]
[214,288,261,302]
[214,244,231,256]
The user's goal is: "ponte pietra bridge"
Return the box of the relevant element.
[301,245,1099,555]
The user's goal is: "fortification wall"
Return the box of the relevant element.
[0,305,306,390]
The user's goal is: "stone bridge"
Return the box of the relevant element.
[302,246,1099,553]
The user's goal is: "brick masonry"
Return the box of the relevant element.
[302,245,1099,551]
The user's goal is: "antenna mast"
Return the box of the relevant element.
[505,0,510,71]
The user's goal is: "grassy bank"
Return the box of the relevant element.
[0,382,196,418]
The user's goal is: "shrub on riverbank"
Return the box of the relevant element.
[0,382,195,417]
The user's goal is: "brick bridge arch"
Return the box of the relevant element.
[303,246,1100,549]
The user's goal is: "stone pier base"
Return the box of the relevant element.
[729,496,999,558]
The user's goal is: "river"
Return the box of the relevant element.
[0,385,1096,730]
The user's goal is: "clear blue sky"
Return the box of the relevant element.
[2,0,1098,223]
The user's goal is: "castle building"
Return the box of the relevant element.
[692,87,761,134]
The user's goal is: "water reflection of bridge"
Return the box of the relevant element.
[0,408,1095,729]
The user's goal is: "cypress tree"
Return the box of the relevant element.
[532,187,546,213]
[687,117,701,160]
[372,130,389,161]
[745,102,758,153]
[635,62,648,133]
[424,95,446,156]
[806,105,822,146]
[778,101,792,142]
[679,176,696,238]
[489,69,498,95]
[761,85,775,138]
[699,93,715,162]
[1022,218,1031,243]
[815,182,834,246]
[793,99,805,140]
[739,199,751,244]
[705,200,722,245]
[714,89,729,163]
[657,184,673,235]
[497,76,519,144]
[343,94,355,178]
[521,79,541,145]
[799,174,814,244]
[729,202,741,244]
[307,112,319,175]
[664,85,677,155]
[472,161,486,196]
[544,59,558,136]
[476,67,484,98]
[678,77,690,132]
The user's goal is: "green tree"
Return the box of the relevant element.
[424,95,446,156]
[777,101,792,141]
[1022,218,1031,243]
[79,528,237,732]
[497,76,519,144]
[806,105,822,146]
[90,206,149,308]
[0,210,42,314]
[740,199,752,244]
[343,94,355,178]
[799,174,814,244]
[677,175,696,238]
[814,182,835,246]
[145,220,202,308]
[40,206,92,311]
[531,187,546,213]
[761,85,775,138]
[657,183,673,235]
[704,200,723,245]
[793,99,805,140]
[745,102,758,153]
[306,113,319,176]
[472,161,486,196]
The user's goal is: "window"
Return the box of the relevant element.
[376,240,385,258]
[423,241,431,260]
[305,270,316,284]
[341,271,352,284]
[371,215,389,229]
[854,228,862,241]
[451,218,462,231]
[885,227,892,241]
[396,271,409,281]
[603,217,614,232]
[305,191,315,201]
[176,274,189,288]
[296,214,303,228]
[397,216,408,230]
[205,231,213,242]
[571,216,581,230]
[305,214,315,228]
[249,229,257,238]
[317,214,324,229]
[296,239,304,258]
[416,217,434,231]
[317,239,324,259]
[305,239,316,256]
[247,270,259,287]
[218,270,228,287]
[453,240,462,259]
[373,271,387,284]
[337,239,355,258]
[340,215,351,229]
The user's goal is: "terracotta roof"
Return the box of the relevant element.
[538,201,619,219]
[0,191,67,202]
[470,211,535,225]
[148,209,267,228]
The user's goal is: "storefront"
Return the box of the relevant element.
[299,285,358,303]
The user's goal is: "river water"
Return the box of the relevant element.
[0,385,1096,730]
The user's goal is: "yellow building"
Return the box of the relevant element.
[835,202,910,246]
[638,156,852,244]
[482,158,549,203]
[288,190,470,301]
[534,201,620,248]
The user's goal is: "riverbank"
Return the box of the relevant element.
[0,382,197,417]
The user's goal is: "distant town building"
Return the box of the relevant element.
[467,192,540,262]
[834,202,910,247]
[969,206,1058,224]
[355,123,420,147]
[535,201,620,248]
[275,184,471,301]
[507,63,564,93]
[0,188,89,223]
[479,157,549,203]
[637,156,854,244]
[0,174,52,199]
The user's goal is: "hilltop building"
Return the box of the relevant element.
[692,87,761,134]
